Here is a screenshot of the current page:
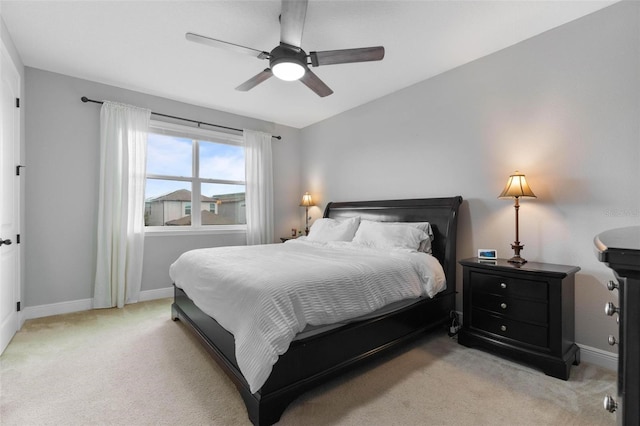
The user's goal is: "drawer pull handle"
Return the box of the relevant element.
[608,335,617,346]
[607,280,619,291]
[603,395,617,413]
[605,302,619,317]
[500,325,507,332]
[500,303,507,309]
[500,282,507,289]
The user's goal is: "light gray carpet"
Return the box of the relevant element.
[1,298,616,425]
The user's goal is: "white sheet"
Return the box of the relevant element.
[169,239,446,393]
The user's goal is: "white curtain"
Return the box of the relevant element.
[94,102,151,308]
[244,129,274,245]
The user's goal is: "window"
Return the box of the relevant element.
[144,121,246,229]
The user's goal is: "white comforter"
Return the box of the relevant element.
[169,239,446,393]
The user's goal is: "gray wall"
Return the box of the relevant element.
[300,1,639,352]
[23,68,301,306]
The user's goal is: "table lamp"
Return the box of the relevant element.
[300,192,314,235]
[498,171,536,264]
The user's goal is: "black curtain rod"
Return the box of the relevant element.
[80,97,282,140]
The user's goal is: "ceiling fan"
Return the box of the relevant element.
[185,0,385,97]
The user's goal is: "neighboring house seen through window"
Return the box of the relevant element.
[144,121,246,229]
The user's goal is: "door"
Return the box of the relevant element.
[0,40,21,355]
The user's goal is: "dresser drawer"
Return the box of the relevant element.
[472,292,548,324]
[471,309,549,348]
[469,270,548,300]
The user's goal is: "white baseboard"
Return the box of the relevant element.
[578,343,618,371]
[454,310,617,372]
[21,287,174,321]
[22,298,93,321]
[138,287,174,302]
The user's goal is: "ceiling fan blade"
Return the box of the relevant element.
[280,0,308,48]
[186,32,269,59]
[300,68,333,97]
[235,69,274,91]
[309,46,385,67]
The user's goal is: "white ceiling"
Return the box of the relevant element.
[1,0,617,129]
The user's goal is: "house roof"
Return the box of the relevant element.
[147,189,216,203]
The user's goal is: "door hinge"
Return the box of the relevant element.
[16,301,21,312]
[16,234,20,244]
[16,165,25,176]
[16,98,20,108]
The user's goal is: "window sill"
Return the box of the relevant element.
[144,226,247,237]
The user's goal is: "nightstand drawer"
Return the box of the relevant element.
[471,309,548,348]
[472,292,548,324]
[470,270,548,300]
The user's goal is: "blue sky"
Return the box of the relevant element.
[145,133,245,200]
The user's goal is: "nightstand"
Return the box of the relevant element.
[458,258,580,380]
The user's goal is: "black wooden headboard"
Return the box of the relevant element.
[324,196,463,294]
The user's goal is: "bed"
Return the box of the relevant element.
[171,196,462,425]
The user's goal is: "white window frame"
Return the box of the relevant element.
[145,120,247,235]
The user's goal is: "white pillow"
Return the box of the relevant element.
[397,222,434,254]
[352,220,428,251]
[306,216,361,242]
[354,221,434,253]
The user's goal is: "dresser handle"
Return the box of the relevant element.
[500,325,507,332]
[608,335,617,346]
[605,302,620,317]
[603,395,617,413]
[607,280,619,291]
[500,303,507,309]
[500,282,507,289]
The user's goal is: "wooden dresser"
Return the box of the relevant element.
[458,258,580,380]
[594,226,640,426]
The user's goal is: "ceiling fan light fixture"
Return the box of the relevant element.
[186,1,384,96]
[272,60,306,81]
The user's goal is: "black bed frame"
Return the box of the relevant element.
[172,196,463,425]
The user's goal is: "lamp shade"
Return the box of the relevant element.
[498,171,537,199]
[300,192,314,207]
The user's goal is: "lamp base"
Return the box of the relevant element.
[507,255,528,265]
[508,242,527,264]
